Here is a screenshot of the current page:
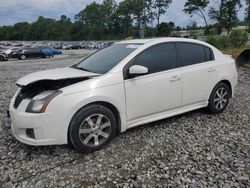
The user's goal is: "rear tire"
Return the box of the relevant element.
[207,82,230,114]
[69,104,117,153]
[0,56,3,61]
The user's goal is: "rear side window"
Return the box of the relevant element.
[204,46,214,61]
[178,42,214,67]
[132,43,177,74]
[178,43,206,66]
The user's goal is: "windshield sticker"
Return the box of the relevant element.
[126,44,140,49]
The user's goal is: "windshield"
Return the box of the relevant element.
[74,43,140,74]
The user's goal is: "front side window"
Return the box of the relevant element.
[132,43,177,74]
[74,43,140,74]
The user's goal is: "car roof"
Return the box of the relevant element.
[117,37,210,46]
[117,39,154,44]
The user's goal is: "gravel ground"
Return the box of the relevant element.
[0,50,250,187]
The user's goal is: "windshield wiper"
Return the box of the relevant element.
[72,65,92,72]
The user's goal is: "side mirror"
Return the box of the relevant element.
[128,65,149,77]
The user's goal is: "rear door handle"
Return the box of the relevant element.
[170,76,181,82]
[208,67,216,72]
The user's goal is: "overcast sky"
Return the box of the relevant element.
[0,0,246,27]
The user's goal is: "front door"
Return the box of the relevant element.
[124,42,182,123]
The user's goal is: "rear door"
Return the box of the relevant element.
[177,42,217,106]
[33,48,43,57]
[25,48,37,58]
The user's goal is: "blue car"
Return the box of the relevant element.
[41,47,62,56]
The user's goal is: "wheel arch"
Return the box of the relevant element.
[208,79,233,102]
[217,80,232,98]
[87,101,121,134]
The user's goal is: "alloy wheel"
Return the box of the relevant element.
[213,87,228,110]
[79,114,111,147]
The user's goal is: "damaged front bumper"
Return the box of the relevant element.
[8,91,69,146]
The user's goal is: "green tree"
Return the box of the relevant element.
[9,22,30,40]
[102,0,117,35]
[27,16,57,40]
[157,22,174,36]
[145,0,172,26]
[230,30,248,47]
[0,26,13,40]
[70,21,85,40]
[75,2,106,39]
[54,15,72,40]
[146,0,156,27]
[183,0,209,34]
[129,0,148,30]
[114,0,133,37]
[154,0,172,25]
[75,2,105,26]
[209,0,242,34]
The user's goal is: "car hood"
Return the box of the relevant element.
[16,67,99,86]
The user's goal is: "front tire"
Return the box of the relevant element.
[207,82,230,114]
[19,54,26,60]
[69,105,117,153]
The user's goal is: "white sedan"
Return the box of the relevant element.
[9,38,238,152]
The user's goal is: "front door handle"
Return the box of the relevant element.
[208,67,216,72]
[170,76,181,82]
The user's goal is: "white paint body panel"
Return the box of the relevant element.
[181,61,217,106]
[16,67,99,86]
[125,68,182,122]
[9,38,238,146]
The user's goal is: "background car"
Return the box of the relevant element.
[70,44,81,49]
[40,47,62,56]
[11,47,47,60]
[41,48,53,57]
[1,47,21,57]
[0,53,8,61]
[51,48,62,55]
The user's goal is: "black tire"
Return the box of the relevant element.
[19,54,26,60]
[0,56,3,61]
[207,82,230,114]
[69,104,117,153]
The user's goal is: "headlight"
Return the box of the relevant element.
[26,90,62,113]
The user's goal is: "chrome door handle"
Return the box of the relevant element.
[208,67,216,72]
[170,76,181,82]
